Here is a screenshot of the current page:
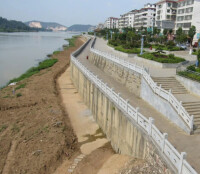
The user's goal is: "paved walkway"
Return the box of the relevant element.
[94,37,200,127]
[75,39,200,173]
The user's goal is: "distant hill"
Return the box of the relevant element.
[67,24,95,32]
[25,21,67,31]
[0,17,47,32]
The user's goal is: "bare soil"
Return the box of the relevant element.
[0,37,84,174]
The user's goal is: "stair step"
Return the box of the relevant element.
[183,105,200,109]
[187,111,200,115]
[186,108,200,112]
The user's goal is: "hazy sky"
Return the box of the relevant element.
[0,0,156,26]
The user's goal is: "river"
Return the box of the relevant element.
[0,31,80,87]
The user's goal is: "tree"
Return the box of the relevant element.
[169,29,173,34]
[163,29,168,35]
[127,31,135,44]
[175,27,187,44]
[188,25,196,46]
[176,27,183,36]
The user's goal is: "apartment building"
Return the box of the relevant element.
[119,10,136,29]
[134,3,156,30]
[104,17,119,29]
[155,0,178,32]
[175,0,200,42]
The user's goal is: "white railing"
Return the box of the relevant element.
[71,50,197,174]
[90,38,194,131]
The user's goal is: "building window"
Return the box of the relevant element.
[168,3,171,7]
[185,7,193,13]
[159,4,162,8]
[183,22,191,28]
[177,23,183,28]
[186,0,194,5]
[167,9,170,13]
[167,15,170,19]
[185,15,192,20]
[178,9,185,14]
[177,16,184,21]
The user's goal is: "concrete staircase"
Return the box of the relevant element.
[152,77,188,94]
[182,101,200,133]
[152,76,200,134]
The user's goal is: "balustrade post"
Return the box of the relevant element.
[154,82,157,93]
[148,117,154,136]
[178,152,187,174]
[159,84,162,96]
[118,93,121,105]
[178,101,182,114]
[111,88,114,98]
[190,115,194,131]
[168,89,172,101]
[162,133,168,152]
[126,99,129,112]
[136,107,139,123]
[105,83,107,93]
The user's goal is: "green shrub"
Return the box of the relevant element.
[16,83,26,90]
[16,93,22,97]
[178,71,200,82]
[187,65,196,71]
[9,59,58,83]
[115,46,141,54]
[138,52,185,63]
[169,54,175,59]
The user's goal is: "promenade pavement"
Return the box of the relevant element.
[94,37,200,125]
[75,39,200,173]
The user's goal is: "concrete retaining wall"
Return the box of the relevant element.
[71,62,175,174]
[176,75,200,97]
[88,51,190,133]
[89,52,141,97]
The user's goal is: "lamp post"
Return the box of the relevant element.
[140,35,145,55]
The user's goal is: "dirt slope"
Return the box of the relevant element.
[0,37,84,174]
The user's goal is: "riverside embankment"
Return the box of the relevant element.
[0,36,83,174]
[70,37,199,174]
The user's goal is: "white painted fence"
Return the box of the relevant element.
[90,38,194,131]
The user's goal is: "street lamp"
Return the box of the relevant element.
[140,35,145,55]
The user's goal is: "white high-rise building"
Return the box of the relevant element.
[104,17,119,29]
[175,0,200,43]
[134,3,156,30]
[119,10,136,29]
[155,0,178,32]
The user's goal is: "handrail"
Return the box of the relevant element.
[70,40,197,174]
[90,38,194,131]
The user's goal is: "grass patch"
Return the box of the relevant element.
[16,83,26,90]
[53,51,61,55]
[16,93,22,97]
[65,35,79,49]
[0,125,8,133]
[115,45,141,54]
[9,58,58,83]
[3,95,9,98]
[152,45,182,51]
[138,52,185,63]
[178,65,200,82]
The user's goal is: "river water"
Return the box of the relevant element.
[0,32,79,87]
